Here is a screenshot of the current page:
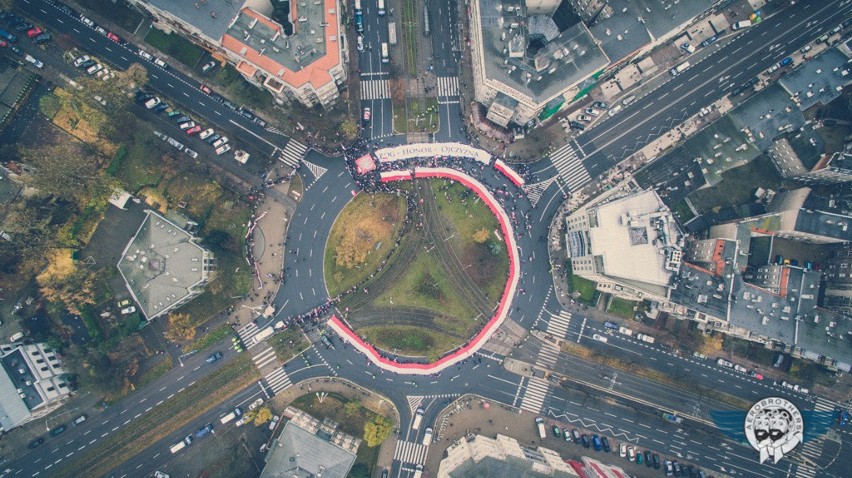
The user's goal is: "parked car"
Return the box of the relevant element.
[73,55,91,67]
[34,33,51,44]
[580,434,590,448]
[700,35,717,47]
[106,31,121,43]
[152,103,170,113]
[186,125,202,135]
[268,415,280,430]
[568,120,585,130]
[50,425,66,437]
[646,450,654,467]
[79,15,94,28]
[25,54,43,68]
[215,144,232,155]
[252,117,267,127]
[28,437,45,449]
[9,45,23,56]
[206,351,223,363]
[199,84,212,95]
[178,121,196,130]
[174,116,191,124]
[249,398,264,411]
[26,27,43,38]
[199,128,215,140]
[577,114,592,122]
[591,435,602,451]
[363,107,371,123]
[584,107,600,116]
[153,57,168,68]
[185,148,199,159]
[600,436,611,453]
[571,428,581,443]
[592,101,607,109]
[551,425,562,438]
[121,306,136,315]
[117,299,131,308]
[619,443,627,458]
[206,134,221,144]
[212,136,229,148]
[138,49,154,61]
[201,60,216,72]
[627,446,636,461]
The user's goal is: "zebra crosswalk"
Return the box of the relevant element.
[394,440,428,465]
[252,346,278,370]
[537,343,560,369]
[545,310,572,339]
[794,396,835,478]
[237,322,263,349]
[522,177,558,208]
[519,376,549,414]
[279,139,307,167]
[263,367,292,394]
[437,76,459,98]
[549,141,591,192]
[302,160,327,180]
[361,79,390,100]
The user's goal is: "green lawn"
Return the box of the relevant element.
[144,28,205,67]
[570,274,599,305]
[108,127,166,191]
[671,199,695,223]
[394,98,439,134]
[399,0,418,75]
[212,63,276,111]
[268,327,309,362]
[607,297,638,320]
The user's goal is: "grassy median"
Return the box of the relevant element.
[53,354,260,478]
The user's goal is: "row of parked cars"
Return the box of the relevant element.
[563,101,609,131]
[136,90,233,156]
[72,53,115,80]
[27,413,87,449]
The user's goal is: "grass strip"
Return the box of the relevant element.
[269,327,310,362]
[132,356,173,390]
[189,323,233,353]
[53,354,259,478]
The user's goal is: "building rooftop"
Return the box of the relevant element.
[0,347,38,430]
[476,0,608,104]
[222,4,339,91]
[587,190,683,293]
[768,188,852,243]
[728,83,806,152]
[779,47,851,112]
[260,420,356,478]
[117,210,210,320]
[440,434,578,478]
[586,0,714,64]
[142,0,245,41]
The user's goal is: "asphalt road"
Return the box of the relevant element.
[428,0,464,142]
[358,2,394,140]
[534,0,852,191]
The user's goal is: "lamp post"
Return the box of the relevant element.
[178,350,197,367]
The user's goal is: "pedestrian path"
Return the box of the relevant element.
[545,310,572,340]
[252,346,278,370]
[437,76,459,97]
[278,139,307,168]
[361,79,390,100]
[262,367,292,394]
[549,141,591,192]
[519,376,550,414]
[302,159,327,180]
[237,322,262,348]
[394,440,428,465]
[537,342,560,369]
[522,177,558,208]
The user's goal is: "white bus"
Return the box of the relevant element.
[377,0,385,15]
[388,22,397,45]
[412,408,424,430]
[381,42,389,63]
[354,0,362,14]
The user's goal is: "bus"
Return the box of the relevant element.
[412,408,424,430]
[381,42,389,63]
[354,0,362,14]
[388,22,397,45]
[423,6,430,36]
[377,0,385,15]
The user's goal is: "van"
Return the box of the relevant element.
[607,104,623,117]
[732,20,752,30]
[73,414,87,426]
[603,321,618,330]
[622,95,636,106]
[422,427,433,446]
[10,332,24,342]
[412,408,425,430]
[154,58,168,68]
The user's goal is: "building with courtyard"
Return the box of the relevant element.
[468,0,717,127]
[565,188,684,302]
[128,0,346,108]
[0,342,71,431]
[259,406,359,478]
[117,210,214,320]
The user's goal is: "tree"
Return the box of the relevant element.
[344,399,361,417]
[165,312,196,341]
[340,118,358,140]
[39,93,62,119]
[349,464,370,478]
[20,143,100,206]
[253,406,273,426]
[363,415,393,447]
[472,228,489,243]
[37,250,99,315]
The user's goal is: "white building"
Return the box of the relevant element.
[0,342,72,431]
[438,433,579,478]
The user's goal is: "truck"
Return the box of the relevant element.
[194,423,214,439]
[422,427,433,445]
[253,326,274,345]
[535,417,546,439]
[413,465,424,478]
[169,441,187,454]
[662,412,683,424]
[388,22,397,45]
[618,326,634,336]
[636,333,655,344]
[423,6,430,36]
[377,0,385,15]
[381,42,389,63]
[412,407,425,430]
[0,27,18,42]
[670,61,690,76]
[220,411,237,425]
[732,20,752,30]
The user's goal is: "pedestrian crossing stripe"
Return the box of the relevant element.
[361,79,390,100]
[253,346,277,369]
[813,396,835,412]
[519,376,550,414]
[545,310,571,339]
[522,177,558,208]
[263,367,292,394]
[237,322,261,346]
[537,343,560,369]
[279,139,307,167]
[302,160,327,180]
[407,396,423,415]
[394,440,428,464]
[437,76,459,97]
[549,143,591,192]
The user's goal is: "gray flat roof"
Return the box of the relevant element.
[477,0,608,104]
[728,84,806,152]
[0,347,36,430]
[779,47,851,111]
[143,0,245,40]
[117,211,209,319]
[260,421,356,478]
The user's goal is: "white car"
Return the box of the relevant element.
[120,306,136,315]
[619,443,628,458]
[198,128,215,140]
[212,136,229,148]
[73,55,91,67]
[627,446,636,461]
[584,107,600,116]
[249,398,264,411]
[25,55,44,69]
[138,49,154,61]
[215,144,232,155]
[268,415,280,430]
[154,58,168,68]
[185,148,199,159]
[356,35,364,51]
[592,333,608,343]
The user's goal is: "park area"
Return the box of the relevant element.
[328,179,509,361]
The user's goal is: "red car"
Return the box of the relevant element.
[186,125,202,135]
[106,32,120,43]
[26,27,43,38]
[199,84,212,95]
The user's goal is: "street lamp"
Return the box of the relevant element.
[178,350,197,367]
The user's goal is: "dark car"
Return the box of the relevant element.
[635,451,643,465]
[14,22,34,32]
[9,45,23,56]
[58,5,75,16]
[700,35,717,47]
[591,435,602,451]
[731,86,744,97]
[174,116,191,124]
[206,134,221,144]
[34,33,51,44]
[600,436,611,453]
[206,351,223,363]
[79,59,96,70]
[838,410,849,426]
[210,93,225,103]
[551,425,562,438]
[381,470,388,478]
[580,434,590,448]
[222,100,237,111]
[568,120,585,130]
[50,425,66,436]
[252,116,267,127]
[673,461,682,476]
[152,103,169,113]
[592,101,608,109]
[28,437,45,449]
[685,465,696,477]
[653,453,661,469]
[645,450,653,466]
